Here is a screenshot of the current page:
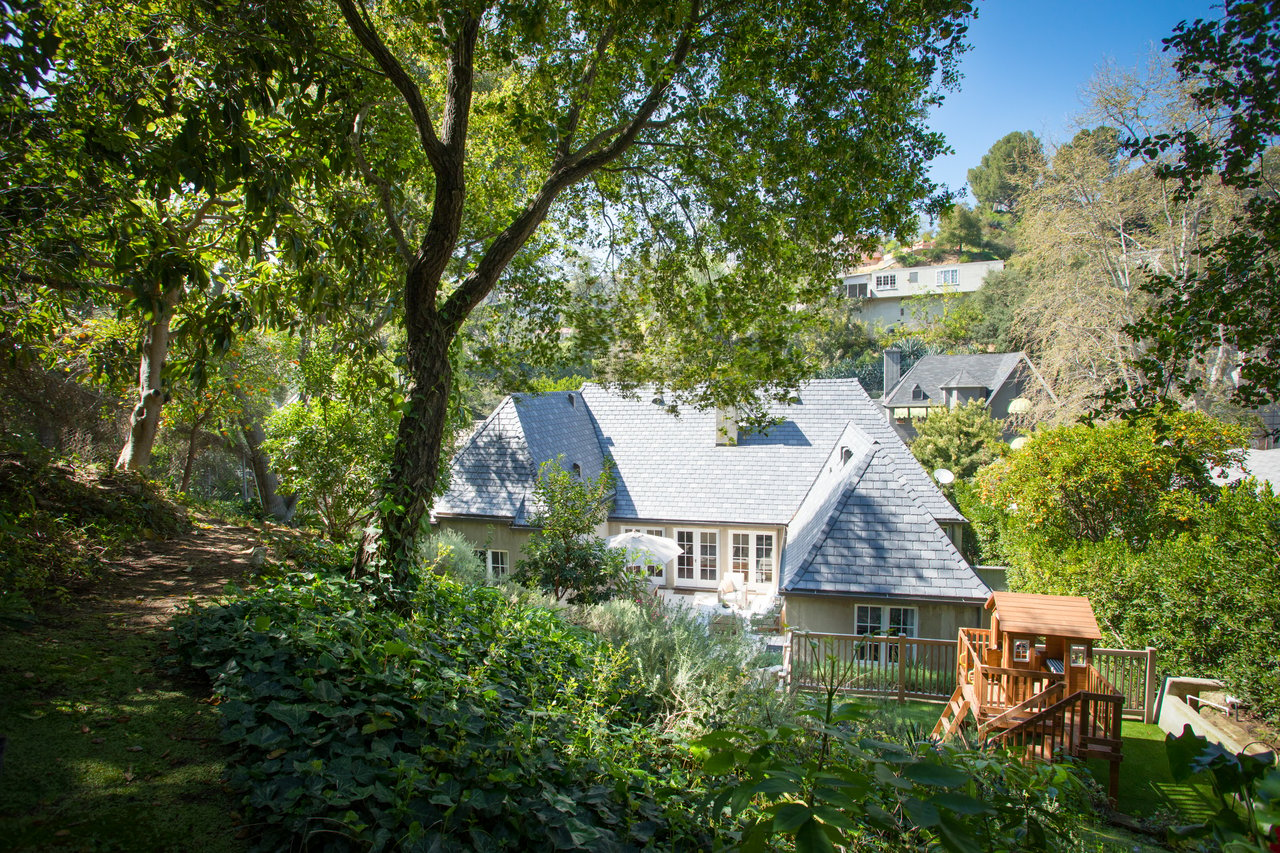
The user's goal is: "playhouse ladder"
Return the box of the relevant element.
[931,686,972,742]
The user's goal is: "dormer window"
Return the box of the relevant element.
[911,385,926,401]
[567,393,576,407]
[840,446,853,465]
[571,463,582,478]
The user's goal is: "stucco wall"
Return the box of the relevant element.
[606,518,787,593]
[783,593,984,640]
[433,517,534,566]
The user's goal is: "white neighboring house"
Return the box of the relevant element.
[838,258,1004,332]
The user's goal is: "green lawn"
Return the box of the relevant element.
[1087,721,1218,820]
[0,612,243,852]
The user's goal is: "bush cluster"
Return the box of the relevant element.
[172,571,715,851]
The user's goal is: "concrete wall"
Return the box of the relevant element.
[782,593,984,640]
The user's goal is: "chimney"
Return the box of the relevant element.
[883,347,902,397]
[715,407,738,446]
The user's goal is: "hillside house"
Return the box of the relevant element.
[433,380,990,638]
[838,258,1004,333]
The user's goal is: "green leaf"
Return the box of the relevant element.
[253,614,272,632]
[772,802,811,834]
[904,796,941,827]
[794,817,836,853]
[903,761,969,788]
[937,813,982,853]
[931,792,995,816]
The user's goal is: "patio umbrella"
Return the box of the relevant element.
[604,531,684,564]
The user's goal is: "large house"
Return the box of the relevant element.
[838,258,1004,332]
[881,351,1055,442]
[433,380,990,638]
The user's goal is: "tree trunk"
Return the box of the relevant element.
[179,415,205,494]
[239,415,298,523]
[115,288,180,472]
[354,306,455,596]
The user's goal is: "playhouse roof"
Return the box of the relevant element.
[985,591,1102,640]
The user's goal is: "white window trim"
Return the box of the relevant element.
[621,526,667,579]
[675,529,696,582]
[698,531,719,583]
[936,268,960,286]
[474,549,509,579]
[874,273,897,291]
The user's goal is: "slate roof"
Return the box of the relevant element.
[883,352,1028,408]
[435,379,981,602]
[781,428,988,602]
[578,379,960,525]
[434,390,605,525]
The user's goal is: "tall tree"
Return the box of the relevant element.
[1123,0,1280,410]
[967,129,1043,214]
[256,0,978,592]
[1010,56,1244,421]
[0,0,348,473]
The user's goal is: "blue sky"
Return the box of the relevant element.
[928,0,1220,202]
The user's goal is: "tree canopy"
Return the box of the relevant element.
[967,129,1043,213]
[1124,0,1280,410]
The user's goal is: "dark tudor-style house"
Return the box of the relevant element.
[432,379,990,639]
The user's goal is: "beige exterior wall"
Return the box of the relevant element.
[783,593,984,641]
[433,517,535,567]
[606,518,787,594]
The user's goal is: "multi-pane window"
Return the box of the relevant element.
[936,268,960,286]
[698,531,718,581]
[754,534,774,583]
[842,280,868,298]
[622,526,666,578]
[855,605,882,636]
[473,549,508,578]
[888,607,916,637]
[676,530,695,580]
[874,273,897,290]
[731,533,751,577]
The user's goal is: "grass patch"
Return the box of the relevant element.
[1087,721,1217,820]
[843,696,944,733]
[0,612,243,852]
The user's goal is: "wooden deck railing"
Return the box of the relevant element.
[1094,647,1159,723]
[987,689,1124,762]
[785,632,957,700]
[972,665,1063,712]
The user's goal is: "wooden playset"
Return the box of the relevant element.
[933,591,1124,797]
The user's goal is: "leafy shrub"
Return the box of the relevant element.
[699,698,1098,853]
[571,598,790,734]
[172,571,714,851]
[416,528,490,585]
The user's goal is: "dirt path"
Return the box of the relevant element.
[86,519,264,629]
[0,517,265,851]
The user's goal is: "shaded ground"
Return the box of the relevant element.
[0,518,260,852]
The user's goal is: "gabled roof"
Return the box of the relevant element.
[434,390,605,525]
[987,592,1101,640]
[781,427,987,602]
[579,379,960,525]
[436,379,963,526]
[883,352,1030,408]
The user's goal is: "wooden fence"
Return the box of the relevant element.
[785,631,1158,722]
[1093,646,1159,723]
[784,632,957,701]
